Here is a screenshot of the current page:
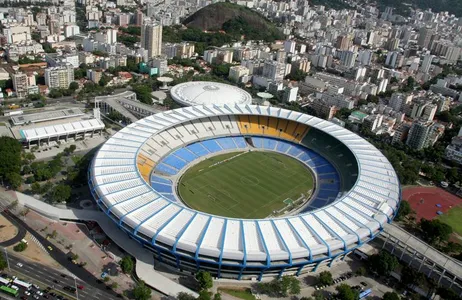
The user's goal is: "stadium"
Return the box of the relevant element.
[170,81,253,107]
[88,104,401,280]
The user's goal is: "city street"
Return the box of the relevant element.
[3,212,121,299]
[3,252,119,300]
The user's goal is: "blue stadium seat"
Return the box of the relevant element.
[318,173,340,181]
[186,143,210,157]
[262,138,277,150]
[233,137,247,148]
[276,141,291,153]
[155,163,178,176]
[252,137,264,148]
[315,164,336,174]
[216,137,238,150]
[320,182,340,190]
[151,176,172,185]
[201,140,222,153]
[173,148,197,162]
[161,193,176,202]
[152,182,173,193]
[162,155,187,170]
[287,145,304,158]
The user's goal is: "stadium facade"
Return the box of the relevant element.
[88,105,400,280]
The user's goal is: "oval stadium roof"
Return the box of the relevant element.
[170,81,253,106]
[89,105,400,268]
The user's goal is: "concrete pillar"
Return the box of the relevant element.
[438,269,446,285]
[428,262,436,277]
[449,275,456,288]
[407,250,416,265]
[418,257,425,272]
[400,245,407,259]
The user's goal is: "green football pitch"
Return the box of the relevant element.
[177,151,315,218]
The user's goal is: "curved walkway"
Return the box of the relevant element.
[16,192,198,298]
[0,211,26,247]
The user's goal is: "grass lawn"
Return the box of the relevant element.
[178,151,314,218]
[217,288,256,300]
[438,205,462,235]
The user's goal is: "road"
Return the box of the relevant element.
[4,252,119,300]
[0,211,26,247]
[3,212,121,299]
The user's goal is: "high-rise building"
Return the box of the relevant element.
[12,72,28,98]
[284,40,296,53]
[417,27,433,49]
[406,120,433,150]
[141,21,163,59]
[136,10,144,26]
[335,35,352,51]
[45,65,74,89]
[340,51,357,68]
[422,103,437,121]
[151,57,168,76]
[420,54,434,73]
[283,86,299,102]
[262,61,285,81]
[229,66,249,83]
[86,69,102,83]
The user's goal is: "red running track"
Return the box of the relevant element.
[402,187,462,221]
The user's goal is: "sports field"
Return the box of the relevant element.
[438,206,462,236]
[177,151,314,218]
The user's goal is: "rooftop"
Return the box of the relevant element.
[170,81,252,107]
[11,108,85,126]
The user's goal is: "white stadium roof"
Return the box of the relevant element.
[170,81,252,107]
[89,105,400,264]
[20,118,104,142]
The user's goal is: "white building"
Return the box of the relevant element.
[283,86,299,102]
[64,25,80,38]
[229,66,250,83]
[420,54,435,73]
[45,65,74,89]
[284,40,296,53]
[141,21,162,60]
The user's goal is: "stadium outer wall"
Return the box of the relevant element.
[87,107,401,281]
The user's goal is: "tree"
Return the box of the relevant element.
[213,293,222,300]
[355,267,366,276]
[197,290,212,300]
[313,290,325,300]
[0,252,7,271]
[335,284,359,300]
[6,172,22,190]
[255,277,300,297]
[396,200,412,221]
[401,265,425,288]
[111,282,118,289]
[13,241,28,252]
[120,256,134,274]
[49,184,72,203]
[69,145,77,153]
[367,252,399,276]
[317,271,333,286]
[98,74,110,87]
[0,137,22,183]
[195,270,213,291]
[281,276,300,295]
[178,292,197,300]
[69,82,79,91]
[382,292,400,300]
[133,281,151,300]
[419,219,453,245]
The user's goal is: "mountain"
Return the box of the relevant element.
[182,2,285,42]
